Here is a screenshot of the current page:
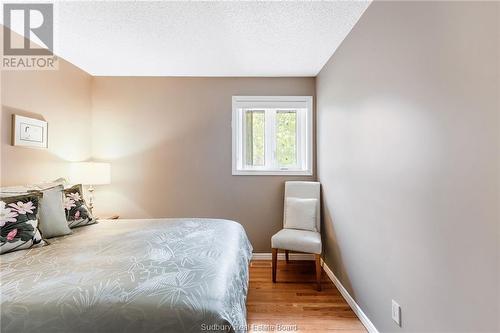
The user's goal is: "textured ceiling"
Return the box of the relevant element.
[3,1,371,76]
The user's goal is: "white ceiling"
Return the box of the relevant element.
[4,1,371,76]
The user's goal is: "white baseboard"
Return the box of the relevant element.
[320,259,379,333]
[252,252,315,260]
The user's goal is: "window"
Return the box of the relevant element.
[232,96,313,175]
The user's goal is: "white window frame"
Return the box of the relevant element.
[232,96,313,176]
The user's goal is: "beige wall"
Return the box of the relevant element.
[0,25,314,252]
[317,1,499,332]
[1,28,93,186]
[91,77,315,251]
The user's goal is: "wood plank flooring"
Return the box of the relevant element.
[247,260,366,333]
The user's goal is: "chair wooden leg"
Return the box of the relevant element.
[285,250,289,263]
[272,248,278,283]
[315,254,322,291]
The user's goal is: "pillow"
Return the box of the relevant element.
[39,178,70,190]
[284,197,318,232]
[37,185,72,238]
[0,193,43,254]
[0,186,31,194]
[63,184,95,228]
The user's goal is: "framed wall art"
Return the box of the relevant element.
[12,114,48,148]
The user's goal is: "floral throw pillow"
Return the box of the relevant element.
[63,185,95,228]
[0,193,43,254]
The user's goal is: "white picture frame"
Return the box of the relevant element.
[12,114,48,148]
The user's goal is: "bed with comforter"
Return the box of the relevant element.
[0,218,252,333]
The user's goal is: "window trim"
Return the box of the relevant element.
[232,96,313,176]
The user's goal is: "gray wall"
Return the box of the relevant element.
[316,1,499,332]
[1,26,92,186]
[91,77,315,252]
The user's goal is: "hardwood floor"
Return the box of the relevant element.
[247,260,366,333]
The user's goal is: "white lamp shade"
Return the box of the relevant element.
[69,162,111,185]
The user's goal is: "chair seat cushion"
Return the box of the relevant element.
[271,229,322,254]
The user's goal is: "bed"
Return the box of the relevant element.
[0,218,253,333]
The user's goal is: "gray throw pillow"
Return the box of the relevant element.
[284,197,318,232]
[37,185,72,238]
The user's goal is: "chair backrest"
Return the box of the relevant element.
[284,181,321,232]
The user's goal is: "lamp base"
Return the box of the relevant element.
[88,185,94,214]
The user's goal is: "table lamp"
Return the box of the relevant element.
[69,162,111,213]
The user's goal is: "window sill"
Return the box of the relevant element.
[232,169,313,176]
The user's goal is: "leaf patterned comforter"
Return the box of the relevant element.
[0,218,253,333]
